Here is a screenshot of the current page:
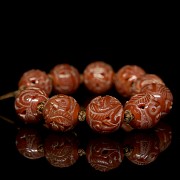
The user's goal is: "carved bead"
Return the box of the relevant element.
[132,74,165,95]
[141,83,173,115]
[83,61,114,94]
[18,69,52,96]
[124,93,163,129]
[114,65,146,97]
[49,64,81,94]
[43,94,80,132]
[15,87,48,124]
[86,95,124,133]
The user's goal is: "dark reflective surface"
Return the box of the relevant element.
[13,121,172,171]
[0,47,179,178]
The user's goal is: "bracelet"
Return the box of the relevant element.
[15,120,172,172]
[0,61,173,133]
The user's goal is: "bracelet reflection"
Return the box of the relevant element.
[14,120,172,172]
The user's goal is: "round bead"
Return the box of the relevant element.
[83,61,114,94]
[15,87,49,124]
[114,65,146,97]
[49,64,81,94]
[123,130,160,165]
[86,95,124,133]
[124,93,163,129]
[132,73,165,95]
[15,126,44,159]
[141,83,173,115]
[44,133,79,168]
[86,137,124,172]
[18,69,52,96]
[43,94,80,132]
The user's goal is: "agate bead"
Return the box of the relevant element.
[18,69,52,96]
[43,94,80,132]
[86,95,124,133]
[83,61,114,94]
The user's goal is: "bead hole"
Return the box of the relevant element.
[102,150,109,155]
[138,104,145,109]
[22,110,26,114]
[100,72,105,76]
[31,80,36,84]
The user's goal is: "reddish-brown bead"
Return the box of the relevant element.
[15,87,49,124]
[123,130,160,165]
[141,83,173,115]
[124,93,163,129]
[83,61,114,94]
[43,94,80,132]
[86,95,124,133]
[49,64,81,95]
[18,69,52,96]
[86,137,124,172]
[114,65,146,97]
[15,127,44,159]
[44,133,79,168]
[132,73,165,95]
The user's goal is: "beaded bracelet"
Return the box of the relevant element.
[0,61,173,133]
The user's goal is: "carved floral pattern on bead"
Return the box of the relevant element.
[114,65,146,97]
[124,131,160,165]
[15,127,44,159]
[141,83,173,115]
[132,74,165,95]
[15,87,49,124]
[44,133,79,168]
[43,94,80,132]
[124,93,163,129]
[86,137,124,172]
[18,69,52,96]
[49,64,81,94]
[83,61,114,94]
[86,95,124,133]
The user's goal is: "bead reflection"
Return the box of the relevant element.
[15,126,44,159]
[44,132,79,168]
[123,129,160,165]
[86,136,124,172]
[154,121,172,152]
[15,121,172,171]
[123,121,172,165]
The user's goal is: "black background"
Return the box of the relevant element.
[0,15,179,178]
